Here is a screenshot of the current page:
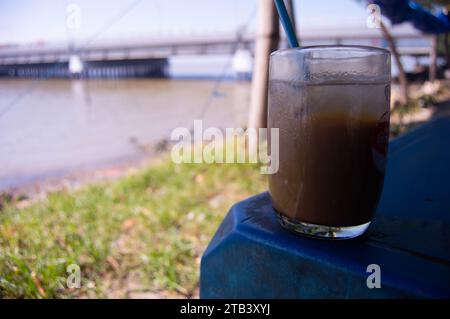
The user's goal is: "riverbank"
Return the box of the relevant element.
[0,154,265,298]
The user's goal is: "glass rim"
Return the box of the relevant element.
[271,44,391,57]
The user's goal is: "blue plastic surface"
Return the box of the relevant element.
[200,117,450,298]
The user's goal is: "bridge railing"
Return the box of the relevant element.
[0,31,434,65]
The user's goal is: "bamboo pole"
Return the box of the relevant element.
[429,35,438,82]
[248,0,280,130]
[380,20,409,105]
[445,32,450,68]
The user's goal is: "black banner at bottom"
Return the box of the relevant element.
[0,299,446,317]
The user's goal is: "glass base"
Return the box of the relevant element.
[277,213,371,240]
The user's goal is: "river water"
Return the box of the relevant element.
[0,79,251,191]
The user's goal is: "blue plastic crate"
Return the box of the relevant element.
[200,117,450,298]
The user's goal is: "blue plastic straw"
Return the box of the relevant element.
[273,0,299,48]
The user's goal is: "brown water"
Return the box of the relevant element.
[0,79,250,190]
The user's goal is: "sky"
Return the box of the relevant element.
[0,0,372,45]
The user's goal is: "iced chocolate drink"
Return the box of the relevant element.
[268,46,391,239]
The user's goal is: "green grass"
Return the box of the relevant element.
[0,156,265,298]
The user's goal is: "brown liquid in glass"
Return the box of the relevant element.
[268,82,390,227]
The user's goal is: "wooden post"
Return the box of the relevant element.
[380,21,409,105]
[429,35,438,82]
[248,0,280,130]
[445,32,450,68]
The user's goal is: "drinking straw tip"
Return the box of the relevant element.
[273,0,299,48]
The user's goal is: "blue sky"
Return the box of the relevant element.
[0,0,370,45]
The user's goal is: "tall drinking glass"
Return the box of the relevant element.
[268,45,391,239]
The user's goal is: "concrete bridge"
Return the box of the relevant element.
[0,34,255,78]
[0,28,434,78]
